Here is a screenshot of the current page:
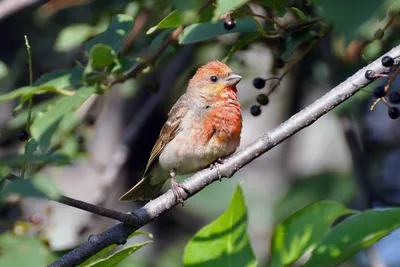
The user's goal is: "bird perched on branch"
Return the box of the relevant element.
[119,60,242,202]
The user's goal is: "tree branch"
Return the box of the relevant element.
[49,46,400,267]
[5,173,139,225]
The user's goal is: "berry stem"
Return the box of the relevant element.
[384,66,400,92]
[266,38,318,96]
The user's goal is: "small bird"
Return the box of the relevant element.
[119,60,242,202]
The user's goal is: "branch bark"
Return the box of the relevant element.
[49,46,400,267]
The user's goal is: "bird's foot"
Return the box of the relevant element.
[170,170,189,206]
[210,158,225,182]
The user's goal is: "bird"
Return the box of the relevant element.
[119,60,242,202]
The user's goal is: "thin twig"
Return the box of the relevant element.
[49,44,400,267]
[267,38,318,96]
[57,195,138,225]
[21,35,34,179]
[5,173,139,225]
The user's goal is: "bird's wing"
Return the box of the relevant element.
[143,94,189,176]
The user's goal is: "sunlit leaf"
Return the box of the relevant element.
[212,0,249,22]
[304,208,400,267]
[183,185,257,267]
[30,86,95,144]
[84,14,133,54]
[55,24,93,52]
[89,44,116,69]
[79,231,153,267]
[85,241,152,267]
[270,201,354,267]
[147,10,183,34]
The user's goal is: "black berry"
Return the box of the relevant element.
[381,56,394,67]
[224,20,236,30]
[365,70,376,80]
[388,107,400,119]
[274,57,285,69]
[389,91,400,104]
[256,94,269,105]
[373,86,386,98]
[253,77,266,89]
[16,130,29,141]
[250,105,261,116]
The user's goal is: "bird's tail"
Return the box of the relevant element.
[119,176,164,202]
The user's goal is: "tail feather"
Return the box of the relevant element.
[119,176,164,201]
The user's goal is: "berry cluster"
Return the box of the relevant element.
[250,77,270,116]
[366,55,399,119]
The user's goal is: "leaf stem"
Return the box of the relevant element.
[21,35,34,179]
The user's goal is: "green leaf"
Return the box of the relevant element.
[147,10,183,34]
[0,154,70,167]
[30,86,95,144]
[110,57,137,74]
[183,185,257,267]
[33,70,73,87]
[0,232,56,267]
[6,98,60,130]
[1,174,61,200]
[259,0,290,11]
[55,24,93,52]
[85,241,152,267]
[179,17,258,45]
[362,39,383,61]
[304,208,400,267]
[89,44,117,69]
[313,0,382,44]
[78,231,153,267]
[281,30,318,61]
[0,69,81,104]
[270,201,354,267]
[84,14,133,54]
[288,7,309,20]
[173,0,208,24]
[212,0,249,22]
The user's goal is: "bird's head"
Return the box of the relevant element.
[187,61,242,97]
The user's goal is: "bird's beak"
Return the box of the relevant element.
[224,73,242,87]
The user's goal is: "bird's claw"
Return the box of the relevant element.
[171,178,189,206]
[210,158,225,182]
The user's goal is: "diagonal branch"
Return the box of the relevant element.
[49,45,400,267]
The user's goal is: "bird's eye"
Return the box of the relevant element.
[210,75,218,82]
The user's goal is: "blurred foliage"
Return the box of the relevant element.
[274,171,356,221]
[0,0,398,266]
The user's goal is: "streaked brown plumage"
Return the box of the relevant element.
[119,61,242,202]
